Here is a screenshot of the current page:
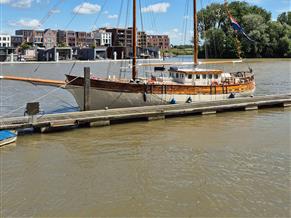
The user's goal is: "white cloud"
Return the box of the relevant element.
[73,2,101,15]
[108,14,118,19]
[11,0,33,8]
[10,18,41,28]
[142,2,170,13]
[0,0,11,4]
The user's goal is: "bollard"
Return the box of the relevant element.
[83,67,91,111]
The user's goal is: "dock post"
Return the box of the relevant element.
[84,67,91,111]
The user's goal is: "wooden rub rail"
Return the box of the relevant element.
[0,94,290,133]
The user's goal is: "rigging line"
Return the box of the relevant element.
[64,0,87,30]
[224,0,242,59]
[39,0,66,26]
[117,0,125,27]
[139,0,144,32]
[125,0,131,27]
[144,0,155,32]
[67,60,77,75]
[200,0,208,59]
[183,0,190,45]
[92,0,109,30]
[0,75,81,119]
[182,0,190,62]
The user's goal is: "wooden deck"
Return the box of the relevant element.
[0,94,290,133]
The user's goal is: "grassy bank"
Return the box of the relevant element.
[162,48,194,56]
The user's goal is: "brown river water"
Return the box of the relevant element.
[0,59,291,217]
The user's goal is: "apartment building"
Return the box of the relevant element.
[138,31,147,48]
[147,35,170,50]
[106,27,133,47]
[15,30,34,43]
[0,34,11,47]
[11,35,23,48]
[43,29,57,48]
[67,31,76,47]
[15,29,44,46]
[93,29,112,46]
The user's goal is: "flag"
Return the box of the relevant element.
[229,15,256,43]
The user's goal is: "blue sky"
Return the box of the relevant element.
[0,0,290,44]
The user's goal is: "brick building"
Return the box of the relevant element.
[147,35,170,50]
[43,29,57,48]
[138,31,147,48]
[106,27,133,47]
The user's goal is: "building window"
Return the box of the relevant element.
[188,74,192,79]
[196,74,200,79]
[202,74,207,79]
[208,74,213,79]
[214,74,219,79]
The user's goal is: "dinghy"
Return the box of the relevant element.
[0,130,17,147]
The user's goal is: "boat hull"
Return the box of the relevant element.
[0,130,17,147]
[66,85,255,110]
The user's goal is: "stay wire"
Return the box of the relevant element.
[92,0,109,30]
[64,0,87,30]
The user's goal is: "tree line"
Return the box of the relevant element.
[196,1,291,58]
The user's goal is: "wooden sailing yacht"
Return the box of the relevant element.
[65,0,255,110]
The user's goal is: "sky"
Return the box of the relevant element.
[0,0,290,44]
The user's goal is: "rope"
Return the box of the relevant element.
[224,0,242,59]
[91,0,109,30]
[0,75,80,119]
[64,0,87,30]
[139,0,144,32]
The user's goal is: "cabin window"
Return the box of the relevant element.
[176,73,179,78]
[214,74,219,79]
[196,74,200,79]
[202,74,207,79]
[188,74,192,79]
[208,74,213,79]
[180,74,184,78]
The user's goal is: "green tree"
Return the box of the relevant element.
[195,1,289,58]
[277,12,291,25]
[20,42,31,51]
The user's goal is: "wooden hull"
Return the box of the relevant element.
[66,75,256,110]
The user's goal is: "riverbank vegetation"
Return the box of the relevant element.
[164,2,291,58]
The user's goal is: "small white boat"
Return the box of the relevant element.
[0,130,17,147]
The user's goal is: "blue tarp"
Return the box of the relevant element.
[0,130,16,141]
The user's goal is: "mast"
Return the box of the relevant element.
[193,0,198,65]
[132,0,137,80]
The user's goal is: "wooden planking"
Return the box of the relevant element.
[0,94,290,132]
[66,75,255,95]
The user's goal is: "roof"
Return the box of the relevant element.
[171,68,223,75]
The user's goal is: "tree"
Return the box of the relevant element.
[195,1,290,58]
[277,12,291,26]
[204,28,226,58]
[20,42,31,51]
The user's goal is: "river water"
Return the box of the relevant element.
[0,59,291,217]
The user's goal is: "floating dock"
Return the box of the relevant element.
[0,94,290,133]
